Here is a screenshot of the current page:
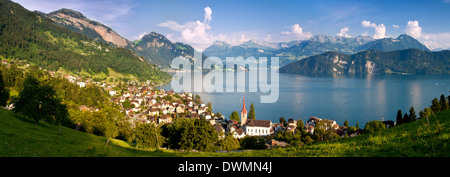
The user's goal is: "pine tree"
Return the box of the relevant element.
[403,113,409,123]
[396,109,403,125]
[248,103,256,120]
[431,98,441,113]
[356,121,359,129]
[0,73,10,107]
[409,106,417,122]
[440,94,448,111]
[344,119,349,128]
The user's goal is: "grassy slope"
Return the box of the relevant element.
[1,108,449,157]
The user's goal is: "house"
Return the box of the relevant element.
[148,108,159,117]
[109,90,117,96]
[230,126,246,139]
[214,124,225,139]
[243,119,272,136]
[158,114,172,124]
[76,82,86,88]
[176,105,185,114]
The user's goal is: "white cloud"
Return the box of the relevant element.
[393,24,399,28]
[157,6,214,50]
[281,24,312,40]
[240,34,249,43]
[336,27,351,38]
[405,20,422,38]
[134,32,147,40]
[361,20,386,39]
[421,32,450,50]
[204,6,212,22]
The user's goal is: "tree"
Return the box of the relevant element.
[297,119,304,131]
[430,98,441,113]
[343,119,349,128]
[248,103,256,119]
[356,121,359,129]
[220,133,240,151]
[229,111,240,122]
[12,76,68,126]
[0,73,10,106]
[135,123,165,149]
[396,109,403,125]
[279,117,286,126]
[179,118,219,152]
[409,106,417,122]
[240,136,266,150]
[440,94,449,111]
[403,113,409,123]
[363,120,386,134]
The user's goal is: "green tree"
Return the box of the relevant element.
[343,119,349,128]
[356,121,359,129]
[297,119,304,131]
[363,120,386,134]
[396,109,403,125]
[248,103,256,119]
[0,73,9,106]
[240,136,266,150]
[430,98,441,113]
[135,123,165,149]
[220,133,240,151]
[279,117,286,126]
[12,76,68,126]
[229,111,240,122]
[409,106,417,122]
[179,118,219,152]
[403,113,409,123]
[440,94,449,111]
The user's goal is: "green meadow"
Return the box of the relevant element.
[0,108,449,157]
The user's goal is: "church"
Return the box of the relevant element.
[240,96,272,137]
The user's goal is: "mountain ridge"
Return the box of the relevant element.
[279,48,450,75]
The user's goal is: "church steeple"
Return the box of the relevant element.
[241,95,247,114]
[240,95,247,126]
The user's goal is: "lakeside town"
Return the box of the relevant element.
[61,71,369,146]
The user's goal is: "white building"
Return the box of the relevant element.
[243,119,272,136]
[76,82,86,88]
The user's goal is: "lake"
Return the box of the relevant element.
[159,71,450,127]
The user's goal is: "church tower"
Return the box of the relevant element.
[240,95,247,126]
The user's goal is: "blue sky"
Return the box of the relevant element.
[12,0,450,50]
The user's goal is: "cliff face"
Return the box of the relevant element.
[48,9,129,47]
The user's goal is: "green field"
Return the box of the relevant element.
[0,108,449,157]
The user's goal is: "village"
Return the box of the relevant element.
[60,73,369,147]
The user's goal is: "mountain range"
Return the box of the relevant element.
[279,48,450,75]
[204,34,430,67]
[1,0,448,79]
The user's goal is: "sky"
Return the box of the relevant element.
[12,0,450,51]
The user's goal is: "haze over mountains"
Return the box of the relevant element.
[204,34,431,67]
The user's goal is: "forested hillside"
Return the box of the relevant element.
[0,0,170,82]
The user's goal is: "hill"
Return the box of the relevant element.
[279,48,450,75]
[1,106,449,157]
[0,0,170,82]
[0,108,180,157]
[245,108,450,157]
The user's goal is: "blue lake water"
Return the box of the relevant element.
[160,72,450,127]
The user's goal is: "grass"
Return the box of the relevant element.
[1,108,449,157]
